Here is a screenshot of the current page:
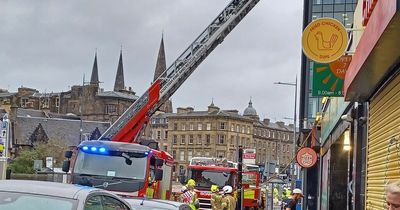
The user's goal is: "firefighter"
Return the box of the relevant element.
[211,185,223,210]
[221,185,236,210]
[181,179,199,210]
[146,175,155,198]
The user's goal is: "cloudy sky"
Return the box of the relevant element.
[0,0,303,124]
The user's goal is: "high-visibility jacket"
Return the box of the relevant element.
[221,194,236,210]
[180,190,199,210]
[211,193,223,210]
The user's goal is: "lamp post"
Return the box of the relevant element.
[274,76,298,188]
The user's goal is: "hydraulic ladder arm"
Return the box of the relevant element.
[99,0,260,143]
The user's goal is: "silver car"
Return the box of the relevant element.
[0,180,132,210]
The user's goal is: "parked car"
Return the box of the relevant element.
[0,180,131,210]
[125,198,191,210]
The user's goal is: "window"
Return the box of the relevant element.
[181,135,186,144]
[84,195,102,210]
[164,131,168,139]
[174,123,178,130]
[198,123,202,130]
[197,135,202,144]
[181,124,186,131]
[217,151,225,158]
[157,131,161,139]
[172,150,177,159]
[206,135,211,144]
[102,196,130,210]
[231,124,235,131]
[242,126,245,133]
[180,151,185,161]
[21,98,28,107]
[189,135,194,144]
[163,145,168,151]
[236,125,240,132]
[106,104,117,114]
[206,123,211,130]
[55,97,60,107]
[272,132,275,138]
[230,136,234,145]
[219,122,226,130]
[218,135,225,144]
[190,123,194,130]
[188,151,193,160]
[247,126,251,134]
[173,135,177,144]
[267,130,271,138]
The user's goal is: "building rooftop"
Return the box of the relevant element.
[97,91,139,100]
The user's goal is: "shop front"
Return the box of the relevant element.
[344,0,400,209]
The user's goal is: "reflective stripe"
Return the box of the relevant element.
[244,189,255,199]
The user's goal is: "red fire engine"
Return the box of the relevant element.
[63,0,260,199]
[182,158,263,210]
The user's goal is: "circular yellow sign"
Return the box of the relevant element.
[302,18,348,63]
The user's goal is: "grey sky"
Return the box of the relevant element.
[0,0,303,124]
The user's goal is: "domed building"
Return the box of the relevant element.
[243,99,259,121]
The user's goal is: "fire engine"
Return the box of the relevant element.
[63,0,260,199]
[183,157,263,210]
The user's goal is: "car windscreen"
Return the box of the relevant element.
[188,169,234,189]
[74,151,147,180]
[0,192,77,210]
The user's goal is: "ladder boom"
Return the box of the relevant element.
[99,0,260,142]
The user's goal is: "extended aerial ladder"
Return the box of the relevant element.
[100,0,260,143]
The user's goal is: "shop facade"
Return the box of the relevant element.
[344,0,400,209]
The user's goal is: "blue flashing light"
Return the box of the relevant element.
[99,147,106,153]
[82,146,89,151]
[144,152,149,156]
[91,147,97,152]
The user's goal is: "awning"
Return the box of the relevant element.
[344,0,400,101]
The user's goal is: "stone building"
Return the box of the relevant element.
[148,100,295,176]
[0,50,138,123]
[242,100,295,167]
[0,37,170,155]
[166,102,253,175]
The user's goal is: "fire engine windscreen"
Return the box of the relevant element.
[188,169,235,190]
[74,151,147,180]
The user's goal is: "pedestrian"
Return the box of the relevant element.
[221,185,236,210]
[284,188,303,210]
[386,181,400,210]
[211,185,223,210]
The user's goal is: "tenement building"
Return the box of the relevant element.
[149,100,295,177]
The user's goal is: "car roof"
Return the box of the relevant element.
[125,198,190,209]
[0,180,101,199]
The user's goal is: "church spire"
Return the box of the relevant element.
[153,34,166,81]
[114,49,125,92]
[90,51,99,85]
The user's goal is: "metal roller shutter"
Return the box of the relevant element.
[367,73,400,209]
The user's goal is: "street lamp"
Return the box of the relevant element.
[274,76,298,187]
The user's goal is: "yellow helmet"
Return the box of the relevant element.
[211,185,219,192]
[187,179,196,187]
